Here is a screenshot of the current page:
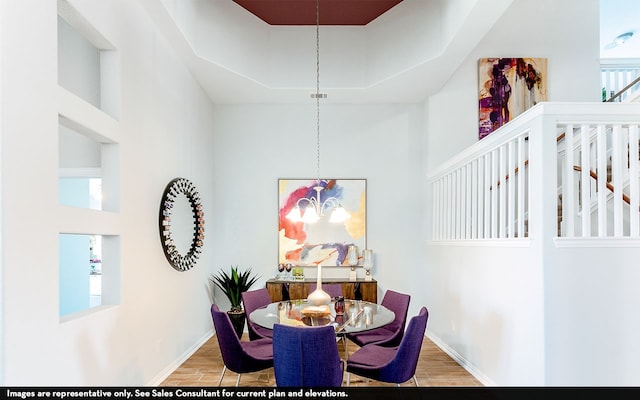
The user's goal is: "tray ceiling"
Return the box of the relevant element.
[232,0,403,25]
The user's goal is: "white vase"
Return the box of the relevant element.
[363,249,373,281]
[347,245,358,266]
[307,264,331,305]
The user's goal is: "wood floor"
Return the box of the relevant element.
[160,334,483,387]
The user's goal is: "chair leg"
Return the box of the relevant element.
[217,366,226,386]
[413,375,419,386]
[235,373,241,387]
[342,336,349,359]
[346,372,351,387]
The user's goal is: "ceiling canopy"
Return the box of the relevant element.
[232,0,403,25]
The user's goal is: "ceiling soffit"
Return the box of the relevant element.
[138,0,515,103]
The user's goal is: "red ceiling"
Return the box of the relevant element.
[233,0,403,25]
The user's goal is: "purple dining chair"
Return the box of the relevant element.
[242,288,274,340]
[272,324,345,387]
[307,283,343,298]
[210,304,274,386]
[346,306,429,386]
[346,289,410,347]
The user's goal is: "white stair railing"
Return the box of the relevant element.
[558,121,640,238]
[429,115,530,241]
[428,103,640,243]
[601,59,640,102]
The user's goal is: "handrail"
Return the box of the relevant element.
[495,160,632,209]
[495,163,631,209]
[572,165,631,206]
[606,75,640,103]
[496,133,567,188]
[493,160,529,189]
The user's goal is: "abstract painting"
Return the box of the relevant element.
[478,58,547,139]
[278,179,366,267]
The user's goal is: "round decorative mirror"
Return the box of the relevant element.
[159,178,205,271]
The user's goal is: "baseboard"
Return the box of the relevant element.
[425,331,496,387]
[147,329,214,386]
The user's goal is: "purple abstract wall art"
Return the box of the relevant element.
[478,58,547,139]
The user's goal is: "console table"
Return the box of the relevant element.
[265,278,377,303]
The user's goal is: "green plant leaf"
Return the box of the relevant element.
[210,265,260,312]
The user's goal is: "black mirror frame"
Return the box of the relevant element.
[158,177,205,271]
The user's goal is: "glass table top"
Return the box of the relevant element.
[249,299,395,334]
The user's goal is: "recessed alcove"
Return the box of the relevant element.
[57,0,122,320]
[57,0,120,119]
[59,233,121,319]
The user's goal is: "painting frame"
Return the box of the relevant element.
[478,57,548,139]
[278,178,367,267]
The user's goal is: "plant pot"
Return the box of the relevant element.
[227,310,246,339]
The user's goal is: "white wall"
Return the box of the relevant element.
[424,0,602,386]
[1,0,216,385]
[544,245,640,385]
[426,244,546,385]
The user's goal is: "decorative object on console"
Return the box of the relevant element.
[478,57,547,139]
[307,263,331,306]
[349,268,357,281]
[362,249,373,281]
[285,263,293,280]
[292,267,305,281]
[158,177,204,271]
[277,263,285,279]
[347,244,358,281]
[347,245,359,265]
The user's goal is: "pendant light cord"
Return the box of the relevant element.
[315,0,321,186]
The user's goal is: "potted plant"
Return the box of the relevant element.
[209,265,260,338]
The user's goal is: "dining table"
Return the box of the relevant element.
[249,298,395,352]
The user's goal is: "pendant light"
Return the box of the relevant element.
[285,0,350,225]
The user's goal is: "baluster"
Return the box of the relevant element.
[561,124,575,237]
[490,149,498,238]
[629,125,639,237]
[434,179,441,240]
[498,144,507,238]
[612,124,624,237]
[596,124,608,237]
[460,166,466,239]
[580,124,592,237]
[471,159,478,240]
[445,174,451,240]
[517,135,526,238]
[478,158,484,239]
[464,162,473,239]
[453,168,460,239]
[484,154,491,239]
[507,139,516,238]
